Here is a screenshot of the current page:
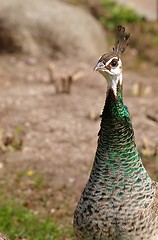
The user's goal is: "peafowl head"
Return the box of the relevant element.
[94,54,122,78]
[94,26,130,93]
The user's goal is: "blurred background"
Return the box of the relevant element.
[0,0,157,239]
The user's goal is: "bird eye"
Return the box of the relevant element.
[110,59,118,67]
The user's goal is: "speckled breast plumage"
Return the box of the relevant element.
[74,181,158,240]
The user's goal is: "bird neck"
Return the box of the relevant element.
[100,74,129,129]
[106,72,123,97]
[90,75,154,203]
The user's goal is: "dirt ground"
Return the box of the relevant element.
[0,54,157,235]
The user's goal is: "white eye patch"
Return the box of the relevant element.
[105,57,118,66]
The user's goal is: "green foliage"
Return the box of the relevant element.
[0,201,61,240]
[100,0,143,29]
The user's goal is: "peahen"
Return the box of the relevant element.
[73,26,158,240]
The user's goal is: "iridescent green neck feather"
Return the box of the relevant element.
[89,82,154,206]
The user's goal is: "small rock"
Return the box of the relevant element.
[25,57,38,66]
[0,162,4,169]
[50,208,56,214]
[131,82,140,96]
[68,177,75,184]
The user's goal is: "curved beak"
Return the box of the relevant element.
[94,60,105,71]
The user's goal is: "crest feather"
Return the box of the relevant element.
[113,26,130,55]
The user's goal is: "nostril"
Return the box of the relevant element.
[101,60,106,65]
[98,61,106,68]
[94,60,105,71]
